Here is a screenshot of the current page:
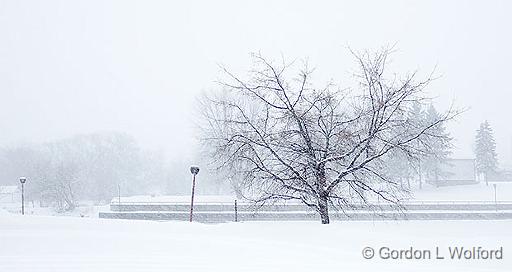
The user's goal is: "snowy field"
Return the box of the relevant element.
[0,211,510,272]
[1,183,511,271]
[412,183,512,202]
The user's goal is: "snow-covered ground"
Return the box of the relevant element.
[117,182,512,204]
[0,202,110,217]
[0,211,510,272]
[1,182,510,271]
[117,195,239,203]
[412,182,512,201]
[1,182,510,219]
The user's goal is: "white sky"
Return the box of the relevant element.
[1,0,511,165]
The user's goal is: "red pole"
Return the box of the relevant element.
[21,183,25,215]
[189,174,197,222]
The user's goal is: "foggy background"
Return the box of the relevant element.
[1,0,511,174]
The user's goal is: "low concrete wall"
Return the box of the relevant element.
[110,203,512,212]
[99,211,512,223]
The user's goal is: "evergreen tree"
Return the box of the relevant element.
[475,120,498,185]
[384,150,414,190]
[422,104,452,186]
[409,102,426,189]
[408,103,452,188]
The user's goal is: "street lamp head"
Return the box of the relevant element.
[190,166,200,175]
[19,177,27,184]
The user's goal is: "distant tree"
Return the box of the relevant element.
[382,150,415,190]
[408,102,426,189]
[421,104,452,186]
[48,162,80,211]
[404,103,453,188]
[0,132,170,211]
[475,121,498,185]
[200,49,459,224]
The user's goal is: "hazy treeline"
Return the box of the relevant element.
[0,132,203,211]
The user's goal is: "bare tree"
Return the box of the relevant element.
[0,132,167,210]
[49,162,80,212]
[200,49,458,224]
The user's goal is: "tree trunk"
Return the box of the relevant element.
[318,194,330,224]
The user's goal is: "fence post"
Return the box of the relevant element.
[493,183,497,212]
[234,200,238,222]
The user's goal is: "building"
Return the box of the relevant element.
[426,159,478,186]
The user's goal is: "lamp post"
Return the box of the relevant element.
[19,177,27,215]
[189,166,200,222]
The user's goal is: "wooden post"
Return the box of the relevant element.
[234,200,238,222]
[494,183,497,212]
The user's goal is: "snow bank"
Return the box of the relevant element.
[116,195,239,203]
[0,213,509,272]
[0,208,10,215]
[119,182,512,205]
